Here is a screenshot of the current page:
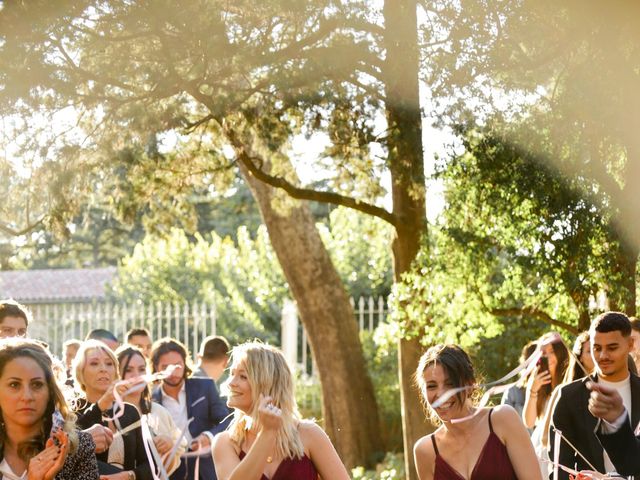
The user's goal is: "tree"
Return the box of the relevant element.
[1,1,430,473]
[394,120,625,361]
[424,0,640,315]
[111,208,393,344]
[0,2,400,465]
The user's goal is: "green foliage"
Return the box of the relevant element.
[352,453,405,480]
[295,374,323,421]
[391,121,633,382]
[424,0,640,315]
[319,207,393,299]
[110,207,393,344]
[110,227,285,344]
[361,326,402,451]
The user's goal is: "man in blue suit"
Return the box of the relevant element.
[151,338,231,480]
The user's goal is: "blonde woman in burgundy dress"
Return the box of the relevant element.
[212,342,349,480]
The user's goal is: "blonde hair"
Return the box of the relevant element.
[72,339,118,394]
[226,342,304,460]
[0,339,79,460]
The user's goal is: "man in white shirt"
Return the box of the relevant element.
[549,311,640,479]
[588,381,640,476]
[151,338,229,480]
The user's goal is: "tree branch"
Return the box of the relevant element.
[222,126,398,227]
[0,216,46,237]
[489,307,579,334]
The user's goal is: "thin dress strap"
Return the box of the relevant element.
[430,434,440,455]
[488,408,494,433]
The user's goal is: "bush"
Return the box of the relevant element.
[352,453,405,480]
[295,372,323,420]
[361,324,403,451]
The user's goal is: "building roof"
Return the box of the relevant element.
[0,267,117,303]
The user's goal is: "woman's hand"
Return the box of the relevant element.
[28,430,70,480]
[528,369,551,395]
[257,395,283,432]
[98,379,137,412]
[153,434,173,455]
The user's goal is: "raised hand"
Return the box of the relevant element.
[28,430,70,480]
[258,394,283,432]
[586,381,625,424]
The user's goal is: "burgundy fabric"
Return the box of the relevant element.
[238,451,318,480]
[431,409,518,480]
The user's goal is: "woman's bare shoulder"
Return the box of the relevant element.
[212,430,236,453]
[490,404,520,423]
[414,432,437,458]
[489,404,527,437]
[298,420,328,442]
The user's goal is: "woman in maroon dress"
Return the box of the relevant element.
[212,342,349,480]
[413,344,542,480]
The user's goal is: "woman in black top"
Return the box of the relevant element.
[72,340,151,480]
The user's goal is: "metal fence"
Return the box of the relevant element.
[282,296,389,413]
[27,295,387,415]
[29,301,217,360]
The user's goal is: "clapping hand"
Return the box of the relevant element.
[28,430,69,480]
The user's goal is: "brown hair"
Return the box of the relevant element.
[116,345,152,414]
[0,300,31,326]
[199,335,230,362]
[150,338,193,377]
[0,339,78,462]
[414,344,478,425]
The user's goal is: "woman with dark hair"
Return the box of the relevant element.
[522,333,569,477]
[0,338,98,480]
[563,331,594,383]
[413,344,541,480]
[72,340,151,480]
[523,332,569,429]
[115,346,185,475]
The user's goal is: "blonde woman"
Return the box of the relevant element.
[0,339,98,480]
[72,340,151,480]
[212,342,349,480]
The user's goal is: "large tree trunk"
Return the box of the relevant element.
[383,1,431,479]
[607,233,638,316]
[236,158,383,469]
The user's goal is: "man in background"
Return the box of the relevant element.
[127,327,153,358]
[0,299,30,338]
[151,338,230,480]
[85,328,119,350]
[549,311,640,478]
[193,335,230,385]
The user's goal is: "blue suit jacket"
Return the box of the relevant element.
[152,377,231,480]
